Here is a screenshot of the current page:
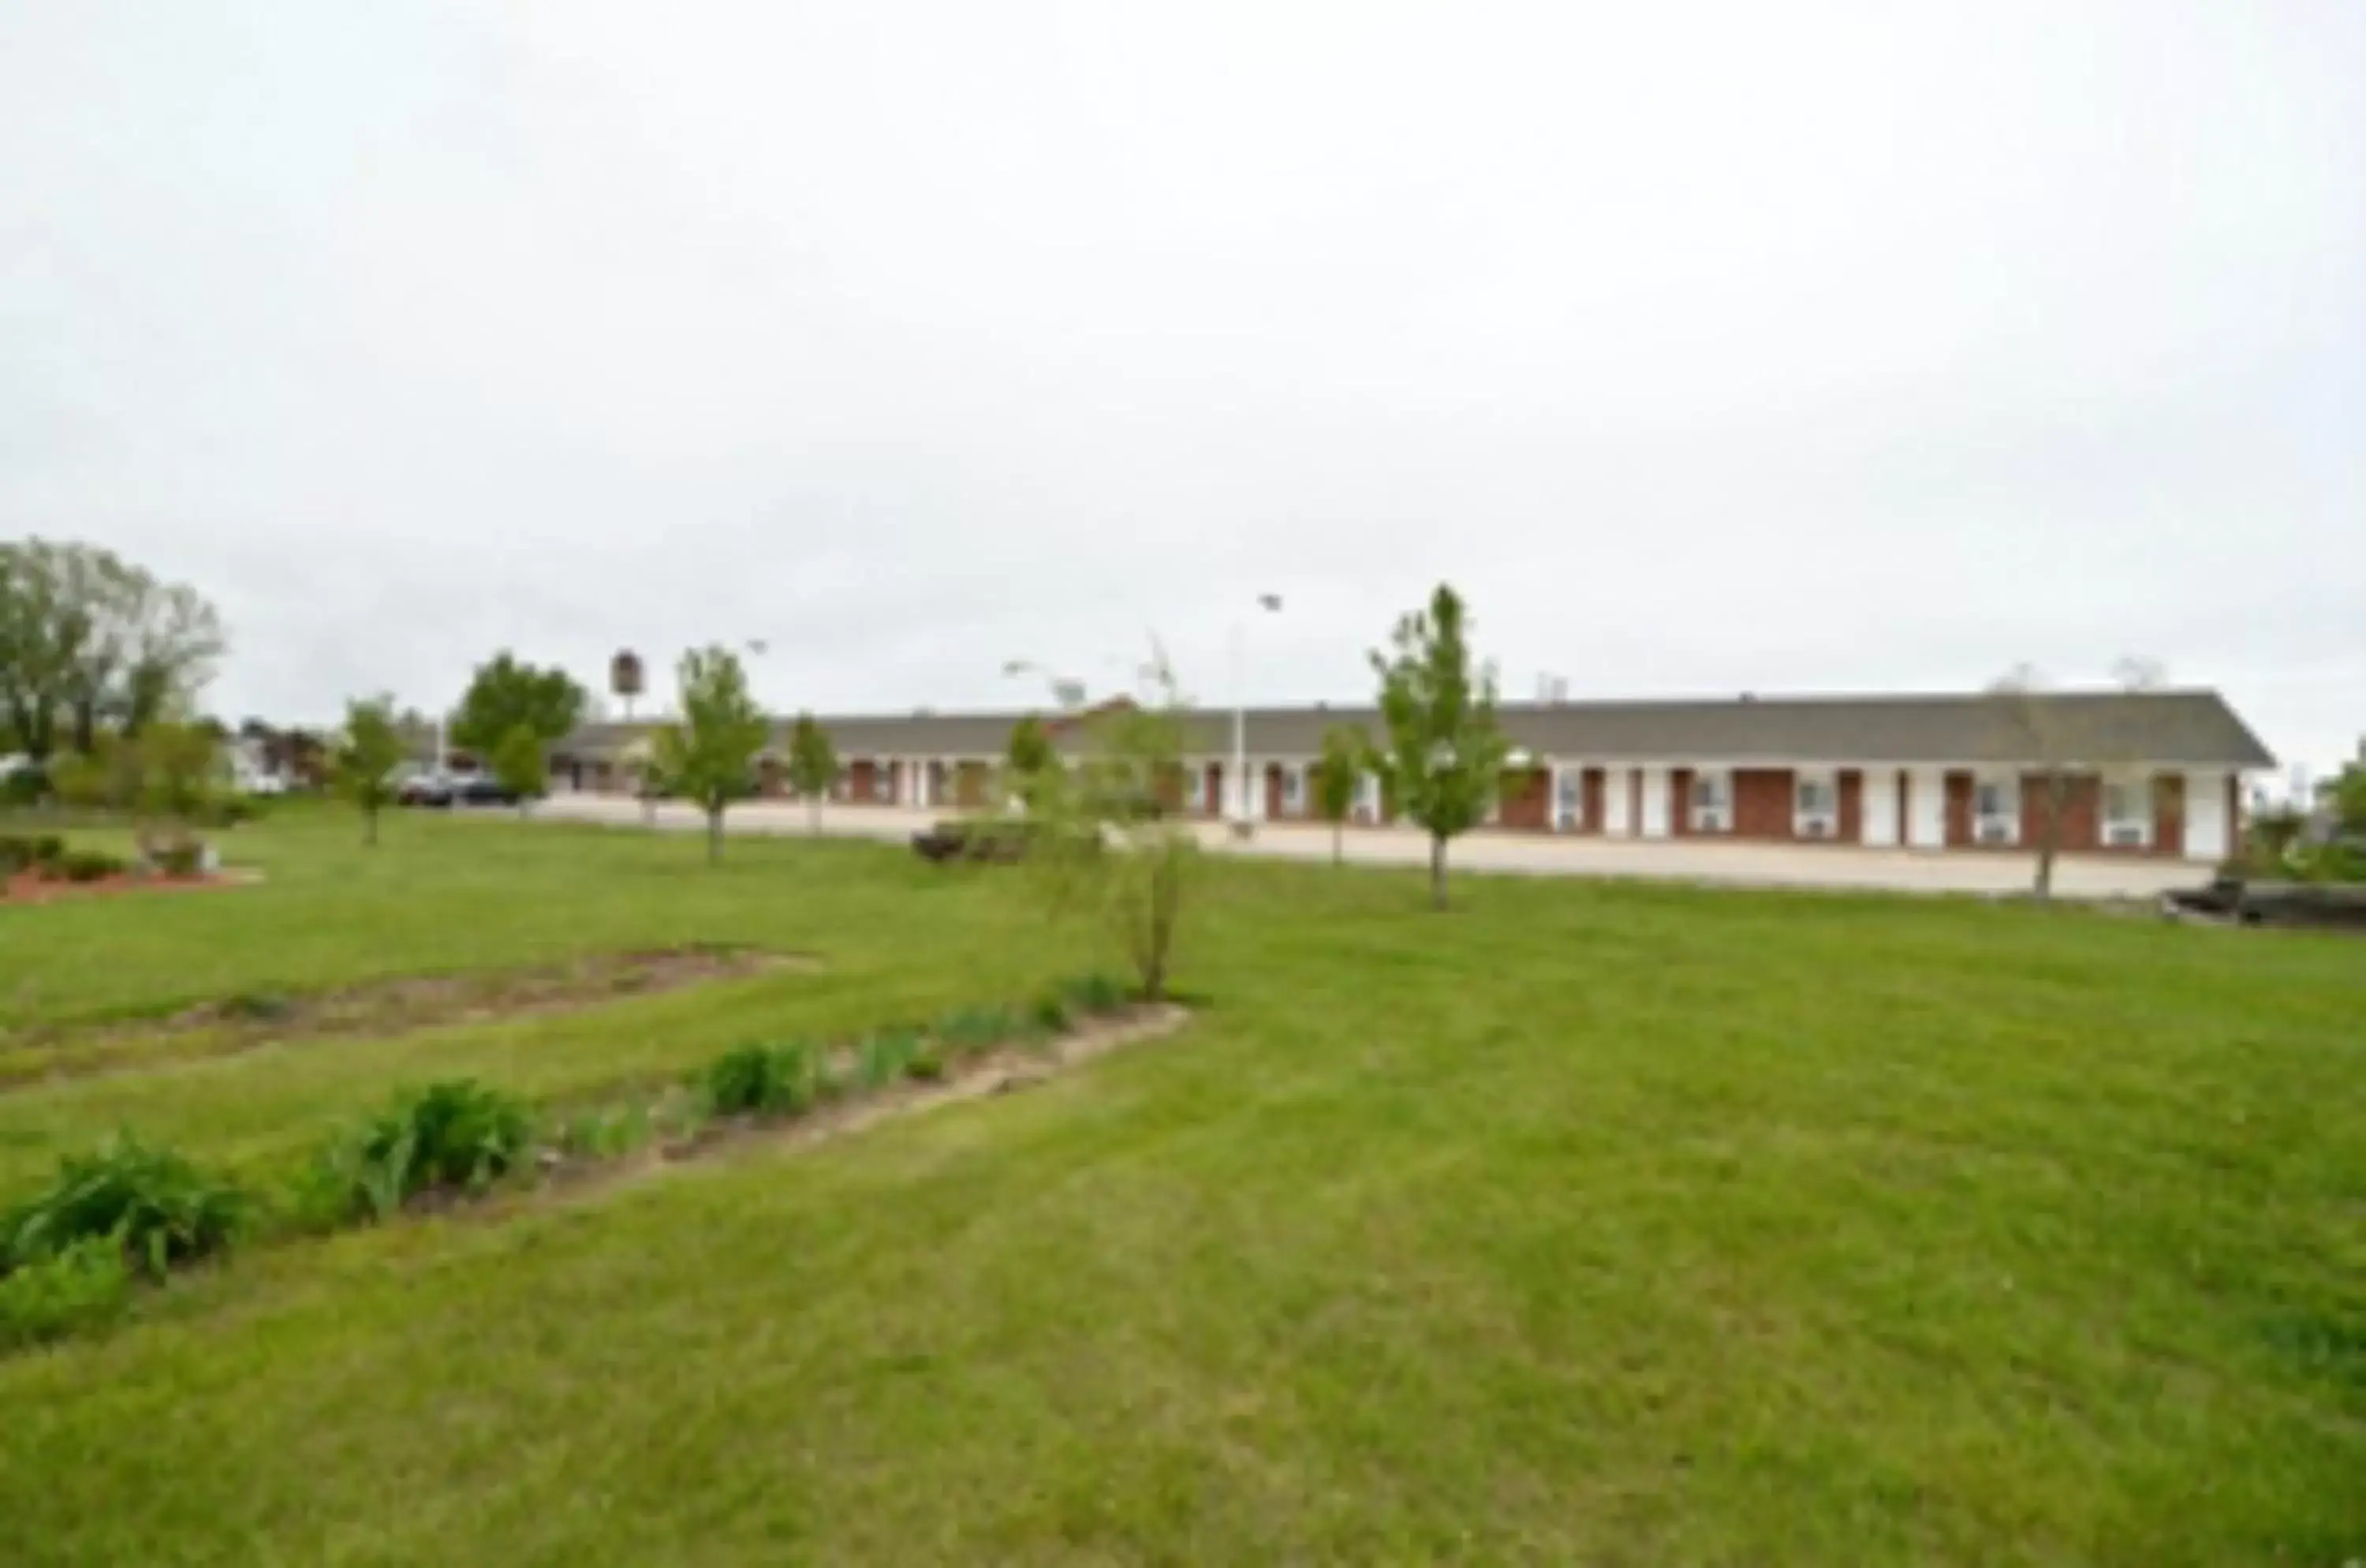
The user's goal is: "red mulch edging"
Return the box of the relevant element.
[0,870,251,907]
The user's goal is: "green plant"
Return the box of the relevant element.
[938,1007,1017,1055]
[858,1030,919,1090]
[28,835,64,870]
[318,1081,536,1223]
[1029,992,1071,1033]
[0,1134,248,1279]
[0,1234,132,1353]
[702,1041,816,1118]
[55,850,125,883]
[220,990,294,1022]
[1060,973,1130,1014]
[0,837,29,875]
[151,842,206,879]
[561,1103,654,1160]
[905,1043,947,1082]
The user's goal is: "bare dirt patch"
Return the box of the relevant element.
[0,945,810,1089]
[529,1003,1193,1207]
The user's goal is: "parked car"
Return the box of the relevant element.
[2165,874,2366,930]
[911,818,1098,864]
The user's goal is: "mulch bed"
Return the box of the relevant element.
[1,869,254,907]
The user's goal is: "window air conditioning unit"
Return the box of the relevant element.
[1799,816,1834,839]
[1696,809,1730,834]
[2104,823,2145,848]
[1976,819,2013,846]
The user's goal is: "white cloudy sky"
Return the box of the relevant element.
[4,1,2360,771]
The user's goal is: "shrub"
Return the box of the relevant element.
[318,1080,536,1223]
[0,838,30,875]
[0,1235,132,1353]
[55,850,125,884]
[703,1041,822,1118]
[0,1134,248,1279]
[905,1043,948,1082]
[1030,993,1072,1033]
[151,842,207,879]
[0,763,50,808]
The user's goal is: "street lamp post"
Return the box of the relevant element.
[1233,593,1283,826]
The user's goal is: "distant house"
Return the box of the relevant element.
[550,688,2273,864]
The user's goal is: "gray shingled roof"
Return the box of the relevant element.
[555,689,2271,769]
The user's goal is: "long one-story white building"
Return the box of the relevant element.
[550,688,2272,864]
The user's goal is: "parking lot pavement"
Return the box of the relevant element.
[532,792,2203,899]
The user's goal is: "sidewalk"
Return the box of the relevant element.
[532,792,2204,899]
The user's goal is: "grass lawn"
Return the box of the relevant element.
[2,804,2361,1565]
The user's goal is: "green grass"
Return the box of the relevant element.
[1,804,2360,1565]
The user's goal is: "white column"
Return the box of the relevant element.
[2184,770,2230,863]
[1906,767,1946,849]
[1638,767,1671,838]
[1860,767,1901,848]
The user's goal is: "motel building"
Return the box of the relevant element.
[550,688,2272,864]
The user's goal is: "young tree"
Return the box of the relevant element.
[1312,724,1367,865]
[490,723,548,818]
[332,696,407,847]
[651,647,768,864]
[451,651,585,759]
[135,720,221,823]
[1988,659,2163,900]
[1004,713,1057,815]
[786,712,838,832]
[1369,584,1510,909]
[1031,651,1199,1000]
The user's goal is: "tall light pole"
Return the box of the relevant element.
[1233,593,1283,825]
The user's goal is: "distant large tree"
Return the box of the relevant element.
[1312,724,1367,865]
[786,712,839,832]
[450,652,585,758]
[651,647,767,865]
[490,723,548,818]
[0,539,226,757]
[1369,584,1510,910]
[333,696,408,847]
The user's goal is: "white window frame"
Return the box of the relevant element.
[1973,774,2020,845]
[1553,765,1584,831]
[1689,768,1732,833]
[2099,775,2151,849]
[1793,771,1838,839]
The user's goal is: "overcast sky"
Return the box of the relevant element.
[3,1,2360,771]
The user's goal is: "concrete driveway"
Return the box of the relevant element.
[531,792,2204,899]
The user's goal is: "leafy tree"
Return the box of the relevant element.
[651,647,768,864]
[490,723,548,818]
[1004,714,1058,815]
[786,712,838,832]
[1369,584,1510,910]
[2327,753,2366,838]
[1312,724,1368,865]
[1027,648,1198,1001]
[332,696,407,847]
[0,539,225,758]
[450,652,584,758]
